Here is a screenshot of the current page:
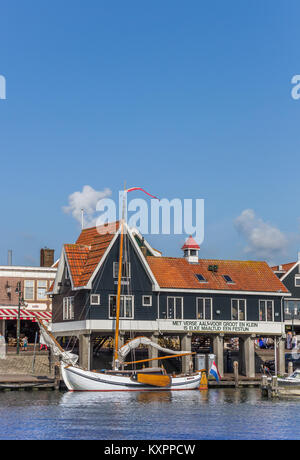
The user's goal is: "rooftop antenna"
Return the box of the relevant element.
[81,209,84,230]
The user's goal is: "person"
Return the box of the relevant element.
[22,336,28,351]
[0,332,5,359]
[287,331,293,350]
[259,338,266,349]
[39,334,48,351]
[292,333,298,351]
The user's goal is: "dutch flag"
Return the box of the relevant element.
[209,361,221,383]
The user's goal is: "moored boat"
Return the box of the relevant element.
[38,186,203,392]
[278,370,300,387]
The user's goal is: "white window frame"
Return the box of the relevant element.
[196,297,213,320]
[24,280,35,301]
[63,297,75,321]
[37,280,48,300]
[109,294,134,319]
[231,299,247,321]
[113,261,131,279]
[295,276,300,287]
[195,274,208,283]
[167,297,184,320]
[90,294,101,305]
[142,295,152,307]
[259,299,274,322]
[223,275,235,284]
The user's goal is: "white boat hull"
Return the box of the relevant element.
[61,365,201,392]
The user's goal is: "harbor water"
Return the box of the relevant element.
[0,388,300,440]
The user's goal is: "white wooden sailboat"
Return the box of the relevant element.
[38,189,202,392]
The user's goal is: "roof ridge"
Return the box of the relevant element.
[79,220,120,232]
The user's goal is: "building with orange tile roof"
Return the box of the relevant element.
[51,223,290,377]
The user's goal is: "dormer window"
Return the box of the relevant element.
[223,275,234,284]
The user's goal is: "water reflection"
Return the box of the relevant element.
[59,387,260,407]
[2,388,300,439]
[136,391,172,404]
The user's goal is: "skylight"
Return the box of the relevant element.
[223,275,234,284]
[195,274,207,283]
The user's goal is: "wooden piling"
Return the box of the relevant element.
[233,361,239,388]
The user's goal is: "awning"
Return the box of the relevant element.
[0,308,51,322]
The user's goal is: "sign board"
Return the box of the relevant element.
[170,320,283,335]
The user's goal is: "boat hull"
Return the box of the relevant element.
[61,365,201,392]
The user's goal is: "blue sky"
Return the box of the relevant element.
[0,0,300,266]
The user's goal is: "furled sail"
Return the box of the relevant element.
[39,323,79,366]
[118,336,191,362]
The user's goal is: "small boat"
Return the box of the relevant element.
[278,370,300,387]
[38,187,202,392]
[61,366,201,392]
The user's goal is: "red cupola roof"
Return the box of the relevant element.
[181,236,200,250]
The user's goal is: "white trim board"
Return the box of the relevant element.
[158,288,291,297]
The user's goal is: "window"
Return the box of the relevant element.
[295,276,300,287]
[109,295,134,319]
[63,297,74,320]
[24,280,35,300]
[197,298,212,320]
[284,300,300,320]
[37,280,48,300]
[142,295,152,306]
[231,299,246,321]
[195,274,207,283]
[259,300,274,322]
[224,275,234,284]
[90,294,100,305]
[113,261,131,279]
[167,297,183,319]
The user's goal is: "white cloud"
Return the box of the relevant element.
[234,209,288,261]
[63,185,112,227]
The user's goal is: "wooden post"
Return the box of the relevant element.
[233,361,239,388]
[54,364,61,390]
[271,376,278,398]
[261,374,268,397]
[288,361,293,376]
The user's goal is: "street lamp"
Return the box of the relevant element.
[15,282,24,355]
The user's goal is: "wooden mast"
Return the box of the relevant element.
[113,186,126,369]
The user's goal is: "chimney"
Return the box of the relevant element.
[40,248,55,267]
[7,250,12,266]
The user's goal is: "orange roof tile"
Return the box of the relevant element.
[65,222,120,288]
[271,262,296,273]
[64,244,90,287]
[147,257,289,293]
